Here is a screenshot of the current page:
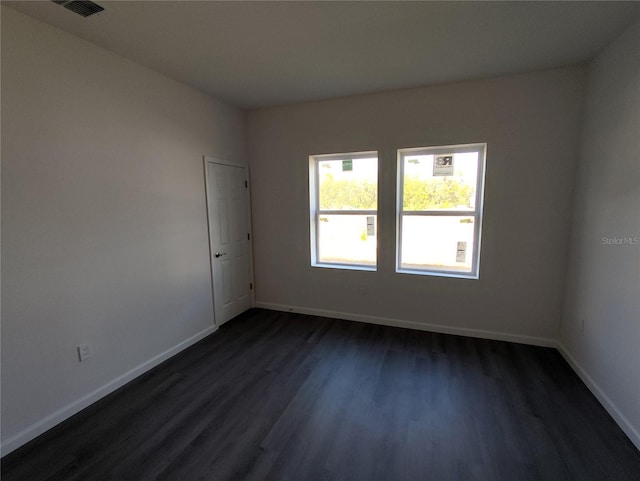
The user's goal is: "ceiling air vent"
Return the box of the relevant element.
[51,0,104,18]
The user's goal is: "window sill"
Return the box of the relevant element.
[312,263,377,272]
[396,268,478,280]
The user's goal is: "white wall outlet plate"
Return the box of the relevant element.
[78,343,91,362]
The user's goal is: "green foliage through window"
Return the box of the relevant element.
[319,174,472,211]
[403,176,473,210]
[319,174,377,210]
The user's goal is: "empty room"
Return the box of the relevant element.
[1,1,639,480]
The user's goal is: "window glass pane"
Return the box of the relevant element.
[319,157,377,210]
[318,214,376,266]
[400,216,475,272]
[402,152,478,211]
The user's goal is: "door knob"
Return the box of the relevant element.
[215,252,227,258]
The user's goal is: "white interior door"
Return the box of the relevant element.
[205,159,253,326]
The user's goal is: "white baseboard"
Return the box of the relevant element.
[1,325,217,456]
[557,343,640,451]
[255,302,557,347]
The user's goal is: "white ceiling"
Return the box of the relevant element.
[6,1,640,109]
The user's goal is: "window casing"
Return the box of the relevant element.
[397,143,486,278]
[309,151,378,270]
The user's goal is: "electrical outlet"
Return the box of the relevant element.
[78,343,91,362]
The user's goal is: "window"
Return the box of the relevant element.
[309,151,378,269]
[397,143,486,278]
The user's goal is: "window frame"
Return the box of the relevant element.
[309,151,379,271]
[396,143,487,279]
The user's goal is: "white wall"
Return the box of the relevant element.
[1,7,245,453]
[560,19,640,449]
[247,67,585,344]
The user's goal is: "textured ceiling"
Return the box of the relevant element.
[6,1,640,109]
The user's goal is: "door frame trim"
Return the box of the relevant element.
[203,156,256,328]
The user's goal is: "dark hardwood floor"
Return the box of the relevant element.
[2,308,639,480]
